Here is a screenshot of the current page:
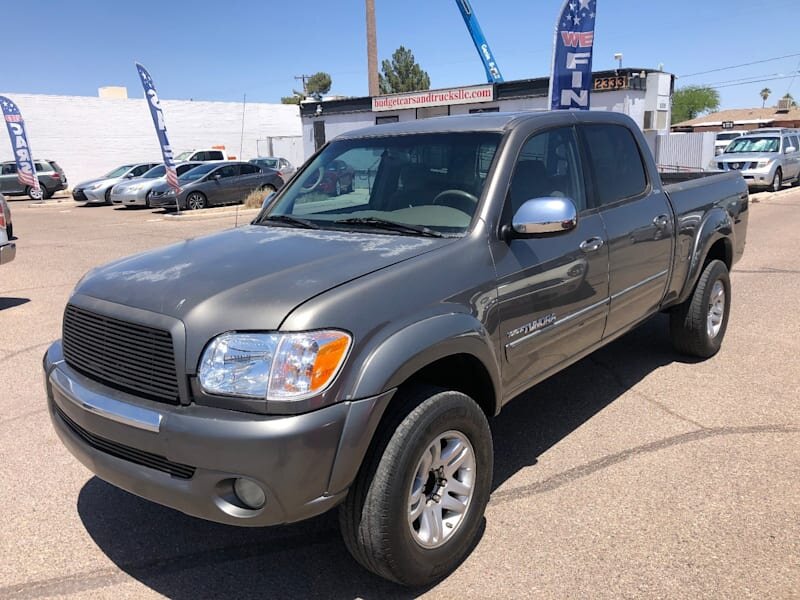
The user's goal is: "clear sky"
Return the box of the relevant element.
[1,0,798,109]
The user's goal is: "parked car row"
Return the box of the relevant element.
[712,127,800,192]
[72,156,296,211]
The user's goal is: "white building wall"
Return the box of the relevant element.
[0,92,301,186]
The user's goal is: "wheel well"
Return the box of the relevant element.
[397,353,497,418]
[704,238,732,271]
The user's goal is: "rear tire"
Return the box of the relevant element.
[339,386,493,586]
[104,187,112,204]
[26,185,50,200]
[669,259,731,358]
[6,223,12,240]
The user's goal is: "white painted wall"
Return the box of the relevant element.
[0,92,301,186]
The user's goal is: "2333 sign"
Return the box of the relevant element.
[593,76,628,91]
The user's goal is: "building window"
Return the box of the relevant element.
[469,107,500,114]
[416,105,449,120]
[376,115,399,125]
[643,111,654,130]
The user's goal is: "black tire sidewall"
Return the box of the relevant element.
[697,260,731,355]
[773,169,782,192]
[377,392,493,584]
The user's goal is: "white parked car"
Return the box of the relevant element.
[174,149,228,162]
[0,193,15,266]
[714,131,745,156]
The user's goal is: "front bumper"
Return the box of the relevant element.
[44,341,393,527]
[111,188,150,206]
[72,188,87,201]
[149,194,181,208]
[83,187,110,202]
[0,241,15,265]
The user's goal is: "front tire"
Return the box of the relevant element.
[339,386,493,586]
[771,168,782,193]
[669,259,731,358]
[104,187,112,204]
[186,192,206,210]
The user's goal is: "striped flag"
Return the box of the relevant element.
[0,96,42,198]
[135,63,181,194]
[549,0,597,110]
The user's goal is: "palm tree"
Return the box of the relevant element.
[760,88,771,108]
[782,93,798,108]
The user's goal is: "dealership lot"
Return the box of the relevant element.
[0,192,798,598]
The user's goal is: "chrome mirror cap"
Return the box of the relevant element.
[511,197,578,236]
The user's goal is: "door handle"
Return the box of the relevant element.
[653,214,670,228]
[579,237,604,253]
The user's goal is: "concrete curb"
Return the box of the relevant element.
[161,207,260,221]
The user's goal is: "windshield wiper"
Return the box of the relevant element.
[261,214,320,229]
[334,217,444,238]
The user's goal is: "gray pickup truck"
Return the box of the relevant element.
[44,111,748,586]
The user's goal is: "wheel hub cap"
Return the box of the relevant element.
[707,280,725,338]
[408,431,476,549]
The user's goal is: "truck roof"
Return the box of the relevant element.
[336,110,635,139]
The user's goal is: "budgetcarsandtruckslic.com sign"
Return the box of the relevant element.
[372,84,494,112]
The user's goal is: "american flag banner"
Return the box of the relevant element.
[549,0,597,110]
[135,63,181,194]
[0,96,42,199]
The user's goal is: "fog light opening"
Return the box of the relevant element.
[233,478,266,509]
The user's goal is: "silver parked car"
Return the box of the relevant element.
[0,193,15,266]
[713,129,800,191]
[72,163,160,204]
[249,156,296,182]
[148,161,284,210]
[110,162,202,208]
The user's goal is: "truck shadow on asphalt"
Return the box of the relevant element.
[0,297,29,311]
[77,314,688,599]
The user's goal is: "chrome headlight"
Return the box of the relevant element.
[755,159,772,169]
[87,182,105,190]
[198,331,351,401]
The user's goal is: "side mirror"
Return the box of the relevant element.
[261,192,275,210]
[785,146,796,154]
[211,173,221,181]
[125,173,135,179]
[509,197,577,237]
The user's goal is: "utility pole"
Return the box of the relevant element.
[366,0,379,97]
[294,74,311,96]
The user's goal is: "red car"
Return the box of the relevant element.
[302,159,355,196]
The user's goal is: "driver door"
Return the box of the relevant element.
[492,126,610,396]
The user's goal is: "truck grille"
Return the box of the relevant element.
[55,404,195,479]
[62,304,180,404]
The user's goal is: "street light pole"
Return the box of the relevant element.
[366,0,379,97]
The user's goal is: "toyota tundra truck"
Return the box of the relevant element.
[44,111,748,586]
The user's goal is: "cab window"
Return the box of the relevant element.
[581,124,648,206]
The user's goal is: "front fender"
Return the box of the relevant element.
[347,312,501,415]
[679,207,733,303]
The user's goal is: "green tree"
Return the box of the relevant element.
[306,72,332,100]
[281,72,333,104]
[760,87,771,108]
[671,85,720,124]
[378,46,431,94]
[781,93,798,108]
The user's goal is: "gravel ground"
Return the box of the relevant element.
[0,190,798,599]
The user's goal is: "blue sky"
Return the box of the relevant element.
[2,0,799,109]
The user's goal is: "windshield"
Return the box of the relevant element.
[257,132,501,236]
[179,163,218,182]
[724,137,779,153]
[174,151,194,161]
[104,164,135,178]
[142,165,166,179]
[252,158,279,169]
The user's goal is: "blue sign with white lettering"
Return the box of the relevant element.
[549,0,597,110]
[0,96,42,198]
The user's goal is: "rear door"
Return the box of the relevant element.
[213,164,240,205]
[238,163,263,198]
[494,126,610,396]
[579,123,673,338]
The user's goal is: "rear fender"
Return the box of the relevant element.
[679,207,733,303]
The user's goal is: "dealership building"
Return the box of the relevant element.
[300,67,674,157]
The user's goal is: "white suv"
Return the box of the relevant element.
[174,149,228,162]
[714,129,800,192]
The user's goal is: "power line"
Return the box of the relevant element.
[679,52,800,78]
[708,74,798,89]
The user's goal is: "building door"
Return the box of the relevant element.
[313,121,326,151]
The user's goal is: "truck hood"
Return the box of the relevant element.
[75,225,448,331]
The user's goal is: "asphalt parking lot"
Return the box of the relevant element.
[1,191,798,599]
